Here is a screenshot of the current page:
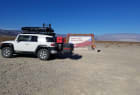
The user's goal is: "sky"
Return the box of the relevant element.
[0,0,140,35]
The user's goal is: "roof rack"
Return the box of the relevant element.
[21,25,56,36]
[22,31,56,36]
[22,27,54,32]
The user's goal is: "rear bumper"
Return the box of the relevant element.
[50,50,58,54]
[48,47,58,54]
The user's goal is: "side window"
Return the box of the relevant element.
[31,36,38,42]
[18,35,31,42]
[46,37,55,42]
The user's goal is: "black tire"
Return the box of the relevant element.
[51,54,57,59]
[37,49,50,60]
[1,47,13,58]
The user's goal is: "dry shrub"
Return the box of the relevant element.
[105,44,110,48]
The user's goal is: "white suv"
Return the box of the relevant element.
[0,34,57,60]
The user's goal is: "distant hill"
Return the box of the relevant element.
[56,34,66,37]
[0,29,140,42]
[0,29,21,36]
[0,29,66,37]
[95,33,140,42]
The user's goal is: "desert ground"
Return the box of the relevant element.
[0,37,140,95]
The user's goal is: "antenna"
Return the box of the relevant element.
[43,23,46,28]
[49,24,51,29]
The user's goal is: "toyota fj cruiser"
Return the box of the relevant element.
[0,34,57,60]
[0,24,74,60]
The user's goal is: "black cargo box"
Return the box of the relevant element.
[21,27,55,36]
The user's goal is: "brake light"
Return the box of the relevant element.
[51,43,55,46]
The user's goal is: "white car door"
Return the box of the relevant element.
[14,35,38,52]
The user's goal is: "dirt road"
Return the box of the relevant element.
[0,43,140,95]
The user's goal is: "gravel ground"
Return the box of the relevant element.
[0,43,140,95]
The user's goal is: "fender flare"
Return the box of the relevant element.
[35,45,49,54]
[0,43,14,50]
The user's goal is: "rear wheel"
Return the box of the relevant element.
[1,47,13,58]
[37,49,50,60]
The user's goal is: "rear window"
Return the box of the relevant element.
[46,37,55,42]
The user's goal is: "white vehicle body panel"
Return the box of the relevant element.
[14,41,38,52]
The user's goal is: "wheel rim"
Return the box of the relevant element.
[3,48,11,57]
[40,50,47,59]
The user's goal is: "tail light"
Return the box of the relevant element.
[51,43,55,46]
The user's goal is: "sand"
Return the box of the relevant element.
[0,42,140,95]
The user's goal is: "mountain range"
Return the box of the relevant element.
[0,29,20,36]
[95,33,140,42]
[0,29,140,42]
